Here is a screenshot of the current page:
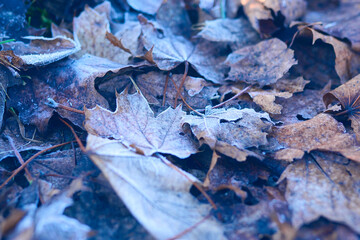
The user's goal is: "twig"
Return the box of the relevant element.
[156,153,217,210]
[0,141,72,189]
[162,72,170,106]
[59,118,86,152]
[211,85,252,109]
[169,76,203,116]
[6,135,33,181]
[167,214,211,240]
[174,61,189,107]
[46,98,85,115]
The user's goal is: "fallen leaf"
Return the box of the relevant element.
[139,16,228,83]
[195,18,260,50]
[73,2,141,65]
[304,0,360,52]
[248,76,310,114]
[241,0,306,35]
[1,36,80,69]
[273,113,360,162]
[323,74,360,141]
[85,90,198,158]
[86,134,225,239]
[7,179,91,240]
[127,0,163,15]
[97,71,219,112]
[183,108,273,161]
[225,38,297,86]
[8,54,133,132]
[303,27,360,83]
[279,151,360,234]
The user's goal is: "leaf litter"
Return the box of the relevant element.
[1,0,360,239]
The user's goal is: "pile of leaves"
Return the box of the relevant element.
[1,0,360,239]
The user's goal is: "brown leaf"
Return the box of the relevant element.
[85,90,198,158]
[323,74,360,141]
[86,134,224,239]
[183,108,273,161]
[139,16,228,83]
[304,27,360,83]
[279,152,360,233]
[195,18,260,50]
[273,113,360,162]
[304,0,360,52]
[8,55,133,132]
[248,76,310,114]
[241,0,306,35]
[73,2,141,65]
[225,38,297,86]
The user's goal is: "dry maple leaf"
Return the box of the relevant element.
[183,108,273,161]
[273,113,360,162]
[225,38,297,87]
[127,0,163,15]
[85,134,225,240]
[279,152,360,234]
[139,16,228,83]
[323,74,360,141]
[85,89,198,159]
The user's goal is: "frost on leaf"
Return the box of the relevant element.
[85,90,198,159]
[183,108,273,161]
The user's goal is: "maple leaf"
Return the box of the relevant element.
[127,0,163,15]
[85,134,225,239]
[84,90,198,159]
[273,113,360,162]
[225,38,297,87]
[139,16,228,83]
[183,108,273,161]
[279,152,360,234]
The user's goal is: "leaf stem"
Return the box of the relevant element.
[174,61,189,108]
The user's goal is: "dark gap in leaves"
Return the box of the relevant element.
[241,186,259,206]
[296,114,309,121]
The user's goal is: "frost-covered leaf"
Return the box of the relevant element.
[279,152,360,233]
[225,38,297,86]
[86,134,225,240]
[183,108,273,161]
[85,90,198,158]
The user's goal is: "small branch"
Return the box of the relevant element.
[6,135,33,181]
[162,72,170,106]
[211,85,252,109]
[45,98,85,115]
[169,76,203,116]
[59,118,86,153]
[0,141,72,189]
[174,61,189,107]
